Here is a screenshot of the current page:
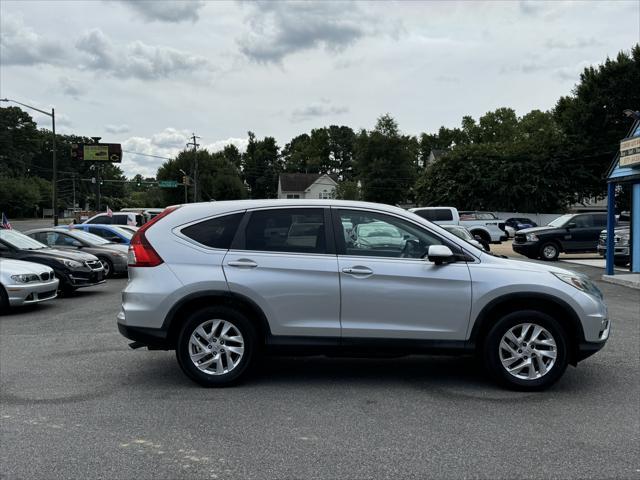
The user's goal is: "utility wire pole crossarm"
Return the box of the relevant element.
[1,98,58,225]
[186,133,200,203]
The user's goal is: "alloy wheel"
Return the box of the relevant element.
[188,319,245,375]
[498,323,557,380]
[100,260,111,277]
[542,245,557,259]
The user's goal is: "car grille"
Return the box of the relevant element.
[85,260,103,271]
[39,272,53,282]
[514,233,526,243]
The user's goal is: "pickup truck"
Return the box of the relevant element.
[408,207,508,244]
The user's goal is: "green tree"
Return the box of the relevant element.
[355,114,416,205]
[554,44,640,200]
[242,132,281,199]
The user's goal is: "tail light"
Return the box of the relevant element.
[128,206,180,267]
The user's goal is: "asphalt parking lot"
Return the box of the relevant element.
[1,263,639,480]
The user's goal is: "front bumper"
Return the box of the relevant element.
[6,278,59,306]
[67,266,106,288]
[512,241,540,257]
[597,245,630,259]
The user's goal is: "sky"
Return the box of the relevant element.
[1,0,639,178]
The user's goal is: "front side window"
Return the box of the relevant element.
[573,215,593,228]
[337,209,443,259]
[181,213,244,249]
[414,209,453,222]
[244,208,326,254]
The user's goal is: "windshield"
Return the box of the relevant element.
[0,229,48,250]
[357,223,402,238]
[548,214,574,228]
[68,229,111,245]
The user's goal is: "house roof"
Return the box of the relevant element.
[279,173,338,191]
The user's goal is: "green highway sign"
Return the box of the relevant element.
[158,180,179,188]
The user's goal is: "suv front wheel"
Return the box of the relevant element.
[483,311,568,391]
[176,306,257,387]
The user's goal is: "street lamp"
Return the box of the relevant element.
[1,98,58,226]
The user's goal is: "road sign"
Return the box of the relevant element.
[72,143,122,163]
[158,180,179,188]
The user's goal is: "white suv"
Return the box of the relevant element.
[117,200,609,390]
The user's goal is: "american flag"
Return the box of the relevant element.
[106,206,113,218]
[1,212,12,230]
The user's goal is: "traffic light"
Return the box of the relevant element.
[136,180,141,187]
[182,176,187,185]
[100,179,104,186]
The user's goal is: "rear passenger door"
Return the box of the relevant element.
[223,207,341,339]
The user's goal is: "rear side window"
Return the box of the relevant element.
[414,209,453,222]
[592,214,607,227]
[182,213,244,249]
[113,215,128,225]
[243,208,326,254]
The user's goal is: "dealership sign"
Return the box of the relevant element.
[620,136,640,168]
[72,143,122,163]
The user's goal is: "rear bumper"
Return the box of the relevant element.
[117,311,169,348]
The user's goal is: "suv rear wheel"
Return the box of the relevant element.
[483,310,568,391]
[176,306,257,387]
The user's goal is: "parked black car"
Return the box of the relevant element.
[504,217,537,231]
[0,229,106,293]
[597,225,631,267]
[25,228,129,278]
[512,213,608,261]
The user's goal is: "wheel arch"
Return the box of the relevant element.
[163,290,271,349]
[469,228,491,242]
[469,293,585,364]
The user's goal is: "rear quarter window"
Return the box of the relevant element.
[181,213,244,249]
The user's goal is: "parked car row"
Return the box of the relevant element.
[0,224,136,312]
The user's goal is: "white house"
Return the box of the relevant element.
[277,173,338,199]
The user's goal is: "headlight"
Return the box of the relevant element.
[10,274,39,283]
[62,259,83,268]
[526,233,539,242]
[552,272,603,299]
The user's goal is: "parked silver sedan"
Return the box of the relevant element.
[0,258,59,309]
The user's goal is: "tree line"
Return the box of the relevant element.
[1,44,637,217]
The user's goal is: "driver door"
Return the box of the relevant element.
[333,208,473,340]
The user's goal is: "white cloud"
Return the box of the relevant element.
[117,0,205,23]
[0,14,66,66]
[105,124,131,134]
[58,76,87,99]
[291,99,349,123]
[238,2,378,63]
[75,29,214,80]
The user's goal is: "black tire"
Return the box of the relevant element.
[483,310,569,391]
[0,285,9,314]
[176,306,257,387]
[539,242,560,261]
[614,259,629,267]
[98,257,114,278]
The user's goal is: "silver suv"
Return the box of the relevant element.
[117,200,609,390]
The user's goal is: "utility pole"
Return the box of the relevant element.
[186,133,200,202]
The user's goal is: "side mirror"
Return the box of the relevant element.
[427,245,455,265]
[566,222,576,229]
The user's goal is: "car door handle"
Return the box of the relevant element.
[342,266,373,275]
[227,259,258,268]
